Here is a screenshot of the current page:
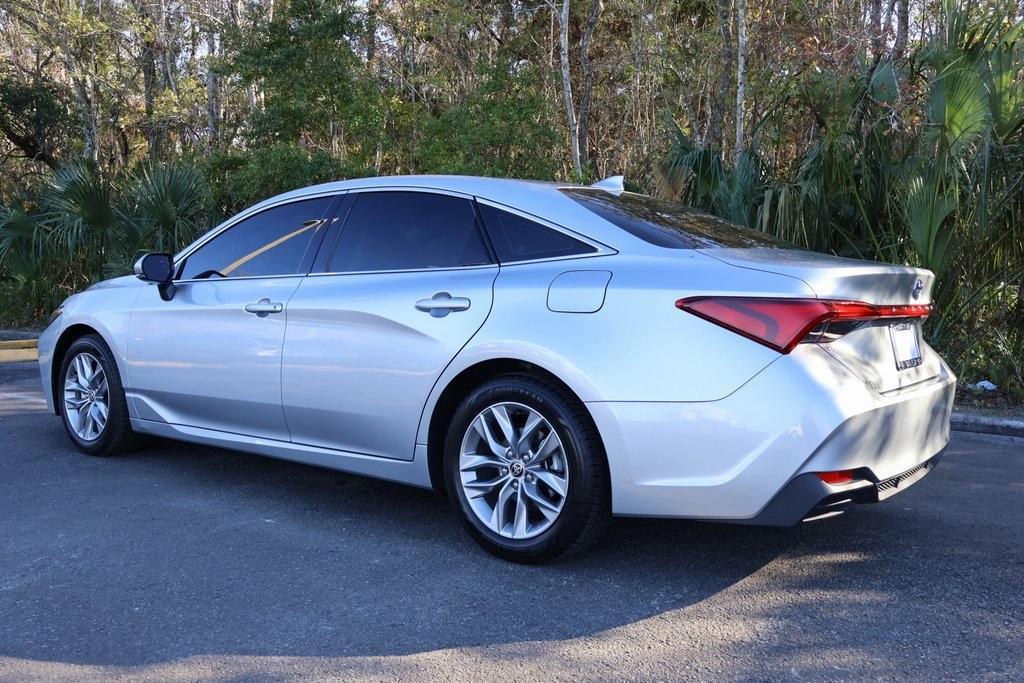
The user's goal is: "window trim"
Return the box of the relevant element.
[173,191,345,283]
[310,187,499,276]
[473,198,616,266]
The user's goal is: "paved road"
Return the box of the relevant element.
[1,360,1022,681]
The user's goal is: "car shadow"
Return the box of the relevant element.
[0,423,798,666]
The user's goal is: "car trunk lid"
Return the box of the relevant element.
[698,247,933,305]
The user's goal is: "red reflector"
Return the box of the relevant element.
[675,297,932,353]
[816,470,856,485]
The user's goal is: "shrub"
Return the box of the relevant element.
[203,144,365,220]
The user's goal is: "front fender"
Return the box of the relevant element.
[38,280,144,415]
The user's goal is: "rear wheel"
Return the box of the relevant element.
[59,334,138,456]
[444,374,610,563]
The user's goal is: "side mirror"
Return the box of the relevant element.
[134,252,174,282]
[133,252,176,301]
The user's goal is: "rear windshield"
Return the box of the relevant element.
[561,188,789,249]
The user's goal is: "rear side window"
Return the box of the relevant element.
[329,191,492,272]
[561,188,787,249]
[179,196,333,279]
[478,204,596,262]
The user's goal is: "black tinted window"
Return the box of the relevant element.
[329,192,491,272]
[180,197,332,279]
[561,188,788,249]
[479,204,596,262]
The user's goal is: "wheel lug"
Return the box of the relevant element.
[511,480,519,489]
[526,473,535,483]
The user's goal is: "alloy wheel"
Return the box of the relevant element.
[63,352,109,442]
[459,401,570,539]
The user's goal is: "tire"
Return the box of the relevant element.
[444,374,611,563]
[58,334,139,456]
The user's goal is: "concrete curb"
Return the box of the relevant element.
[0,339,38,350]
[952,411,1024,438]
[0,348,38,362]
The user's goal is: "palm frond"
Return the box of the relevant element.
[926,66,989,157]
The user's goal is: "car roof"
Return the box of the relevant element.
[243,175,643,251]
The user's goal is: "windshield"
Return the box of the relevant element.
[561,188,791,249]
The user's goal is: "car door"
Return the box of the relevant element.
[127,195,337,440]
[281,189,499,460]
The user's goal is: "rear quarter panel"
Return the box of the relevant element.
[418,252,816,442]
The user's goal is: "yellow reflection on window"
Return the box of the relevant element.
[222,220,322,276]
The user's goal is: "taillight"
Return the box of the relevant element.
[675,297,932,354]
[815,470,856,485]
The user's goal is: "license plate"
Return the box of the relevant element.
[889,322,922,370]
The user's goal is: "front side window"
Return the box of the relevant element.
[328,191,492,272]
[478,204,596,262]
[179,196,333,279]
[561,188,789,249]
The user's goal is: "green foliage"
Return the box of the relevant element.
[39,161,117,274]
[417,65,561,179]
[0,72,73,173]
[0,278,66,328]
[224,0,360,144]
[203,144,362,219]
[901,170,956,272]
[0,160,212,325]
[870,61,899,104]
[120,162,210,256]
[926,66,989,156]
[0,201,86,327]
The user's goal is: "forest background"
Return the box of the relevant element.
[0,0,1021,399]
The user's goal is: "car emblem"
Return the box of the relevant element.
[911,279,924,299]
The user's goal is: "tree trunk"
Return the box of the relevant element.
[734,0,746,165]
[65,66,98,162]
[366,0,379,65]
[577,0,603,170]
[142,36,159,159]
[499,0,515,38]
[893,0,909,58]
[135,0,164,160]
[558,0,582,178]
[710,0,733,154]
[869,0,883,59]
[205,27,220,150]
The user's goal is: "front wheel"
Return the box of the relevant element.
[59,334,138,456]
[444,374,611,563]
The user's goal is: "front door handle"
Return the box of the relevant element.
[415,292,471,317]
[244,298,284,317]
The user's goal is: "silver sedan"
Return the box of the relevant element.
[37,175,955,562]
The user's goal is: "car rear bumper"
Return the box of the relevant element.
[744,451,943,526]
[587,343,955,520]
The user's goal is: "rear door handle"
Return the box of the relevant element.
[244,298,284,317]
[415,292,471,317]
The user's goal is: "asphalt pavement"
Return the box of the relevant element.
[1,360,1021,681]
